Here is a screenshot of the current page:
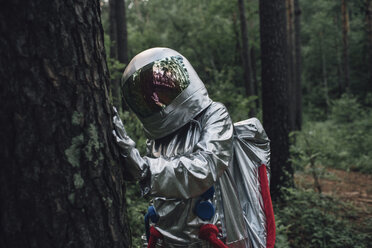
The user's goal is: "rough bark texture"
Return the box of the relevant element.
[294,0,302,130]
[238,0,255,102]
[259,0,293,200]
[341,0,350,92]
[0,1,131,247]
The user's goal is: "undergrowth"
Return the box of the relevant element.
[291,94,372,174]
[274,188,370,248]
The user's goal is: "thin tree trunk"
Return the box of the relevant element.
[109,0,128,109]
[335,11,344,96]
[286,0,296,131]
[109,0,128,63]
[116,0,128,64]
[320,32,330,115]
[294,0,302,130]
[109,0,118,59]
[310,158,322,194]
[367,0,372,90]
[251,47,260,110]
[238,0,255,116]
[0,1,131,247]
[341,0,351,92]
[259,0,293,201]
[233,12,242,65]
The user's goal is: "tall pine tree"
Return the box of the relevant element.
[0,1,131,247]
[259,0,293,200]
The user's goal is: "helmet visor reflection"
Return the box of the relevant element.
[122,56,190,118]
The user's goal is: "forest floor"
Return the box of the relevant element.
[295,168,372,230]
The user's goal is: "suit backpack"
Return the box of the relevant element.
[229,118,276,248]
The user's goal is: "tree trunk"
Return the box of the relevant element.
[238,0,255,115]
[116,0,129,64]
[286,0,296,131]
[259,0,293,201]
[367,0,372,91]
[233,12,242,65]
[320,32,330,115]
[0,1,131,247]
[109,0,128,64]
[341,0,351,92]
[334,11,344,96]
[294,0,302,130]
[109,0,118,59]
[251,47,260,110]
[109,0,128,109]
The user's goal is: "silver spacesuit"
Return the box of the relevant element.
[113,48,252,247]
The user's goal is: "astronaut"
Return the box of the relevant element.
[113,48,250,248]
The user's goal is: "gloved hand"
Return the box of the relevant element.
[112,106,150,184]
[112,106,136,155]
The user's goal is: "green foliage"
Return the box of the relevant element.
[107,57,126,82]
[119,110,147,155]
[273,217,290,248]
[330,94,363,123]
[291,95,372,174]
[275,188,369,248]
[290,129,325,192]
[300,0,372,116]
[207,67,257,122]
[123,0,259,121]
[99,0,372,246]
[126,182,149,247]
[119,109,148,247]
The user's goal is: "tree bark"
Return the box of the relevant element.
[286,0,296,131]
[259,0,293,201]
[294,0,302,130]
[238,0,255,115]
[0,1,131,247]
[341,0,351,92]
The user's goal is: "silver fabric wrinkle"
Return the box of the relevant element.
[229,118,271,248]
[121,48,254,247]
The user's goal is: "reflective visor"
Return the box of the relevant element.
[122,55,190,118]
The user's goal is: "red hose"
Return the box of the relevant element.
[199,224,228,248]
[147,226,163,248]
[258,164,276,248]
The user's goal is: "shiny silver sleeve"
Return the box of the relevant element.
[145,103,234,199]
[124,147,149,181]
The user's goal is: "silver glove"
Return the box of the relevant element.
[112,106,136,154]
[112,107,149,182]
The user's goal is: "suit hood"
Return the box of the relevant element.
[122,47,212,140]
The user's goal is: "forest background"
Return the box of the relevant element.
[1,0,371,247]
[102,0,372,247]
